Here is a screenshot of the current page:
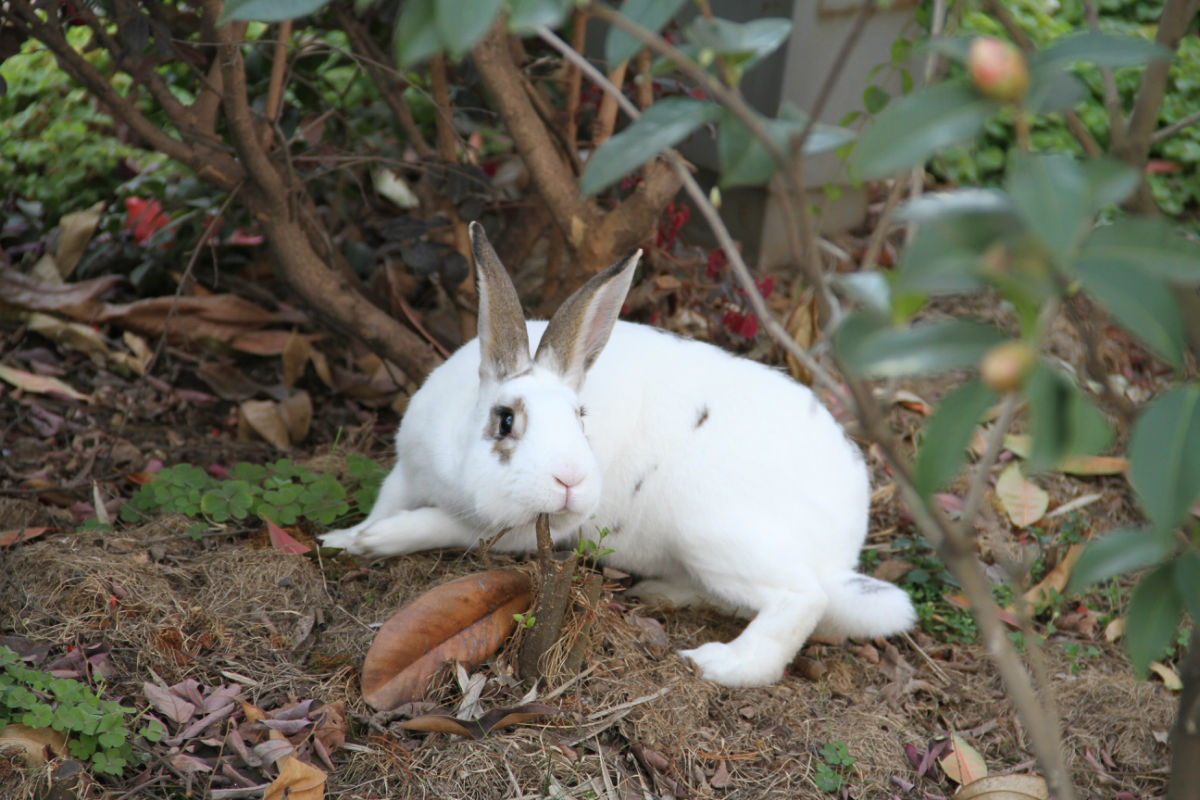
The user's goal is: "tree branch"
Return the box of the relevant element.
[473,23,599,251]
[7,0,241,191]
[335,5,435,159]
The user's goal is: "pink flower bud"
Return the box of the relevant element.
[968,37,1029,103]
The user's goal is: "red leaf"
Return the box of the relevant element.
[264,517,311,554]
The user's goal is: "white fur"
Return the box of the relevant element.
[323,284,916,688]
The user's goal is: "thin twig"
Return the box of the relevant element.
[1079,0,1129,148]
[1152,108,1200,144]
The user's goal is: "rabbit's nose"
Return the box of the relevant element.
[554,471,584,488]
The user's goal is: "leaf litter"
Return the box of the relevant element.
[0,217,1183,799]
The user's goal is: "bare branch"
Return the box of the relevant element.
[335,5,435,159]
[1152,107,1200,144]
[1080,0,1130,148]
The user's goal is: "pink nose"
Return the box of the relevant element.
[555,472,583,489]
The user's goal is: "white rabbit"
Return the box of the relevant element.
[322,222,916,688]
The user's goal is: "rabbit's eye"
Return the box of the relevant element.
[495,406,515,438]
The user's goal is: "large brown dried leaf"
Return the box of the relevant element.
[278,391,312,443]
[1011,542,1086,612]
[23,312,111,358]
[0,266,121,317]
[953,774,1048,799]
[263,757,325,800]
[361,570,533,711]
[939,733,987,785]
[55,201,106,277]
[239,400,291,450]
[281,330,311,389]
[95,294,276,344]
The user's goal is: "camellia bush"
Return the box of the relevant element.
[215,2,1200,797]
[7,0,1199,796]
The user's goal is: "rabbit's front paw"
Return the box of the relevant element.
[678,641,787,688]
[319,526,362,550]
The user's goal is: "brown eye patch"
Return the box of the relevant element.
[485,398,526,464]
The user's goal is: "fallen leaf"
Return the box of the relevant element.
[92,482,111,526]
[784,290,818,384]
[282,330,310,389]
[0,364,90,402]
[891,389,934,416]
[1003,434,1125,476]
[264,517,311,555]
[872,558,914,583]
[95,294,277,345]
[263,756,325,800]
[1149,661,1182,691]
[628,614,669,648]
[0,266,121,317]
[23,311,110,358]
[0,724,68,764]
[143,682,196,724]
[278,391,312,443]
[938,732,987,785]
[1056,455,1128,476]
[55,201,106,277]
[198,361,265,401]
[399,703,559,739]
[1003,434,1032,459]
[946,594,1021,629]
[1045,492,1104,519]
[1105,617,1126,643]
[995,464,1049,527]
[953,774,1049,799]
[710,759,732,789]
[230,329,316,356]
[361,570,533,711]
[0,528,49,547]
[239,399,291,450]
[1012,543,1087,611]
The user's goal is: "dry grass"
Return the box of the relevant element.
[0,500,1177,799]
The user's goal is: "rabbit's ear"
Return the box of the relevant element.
[535,250,641,391]
[471,222,532,383]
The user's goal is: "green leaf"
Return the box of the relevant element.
[834,313,1005,378]
[1125,565,1183,677]
[393,0,440,67]
[1080,159,1141,211]
[894,202,1021,296]
[1070,258,1185,370]
[683,17,791,71]
[580,98,720,195]
[1031,32,1170,72]
[507,0,573,32]
[606,0,688,66]
[1077,218,1200,286]
[1023,362,1112,473]
[914,379,998,499]
[863,85,890,114]
[716,105,854,188]
[1065,527,1172,595]
[1129,384,1200,533]
[1025,65,1086,114]
[1006,152,1090,265]
[1172,550,1200,623]
[855,81,993,178]
[834,272,891,316]
[435,0,504,60]
[219,0,331,23]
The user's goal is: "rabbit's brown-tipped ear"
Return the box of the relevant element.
[471,222,532,383]
[534,250,641,392]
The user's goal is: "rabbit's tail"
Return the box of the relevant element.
[818,572,917,639]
